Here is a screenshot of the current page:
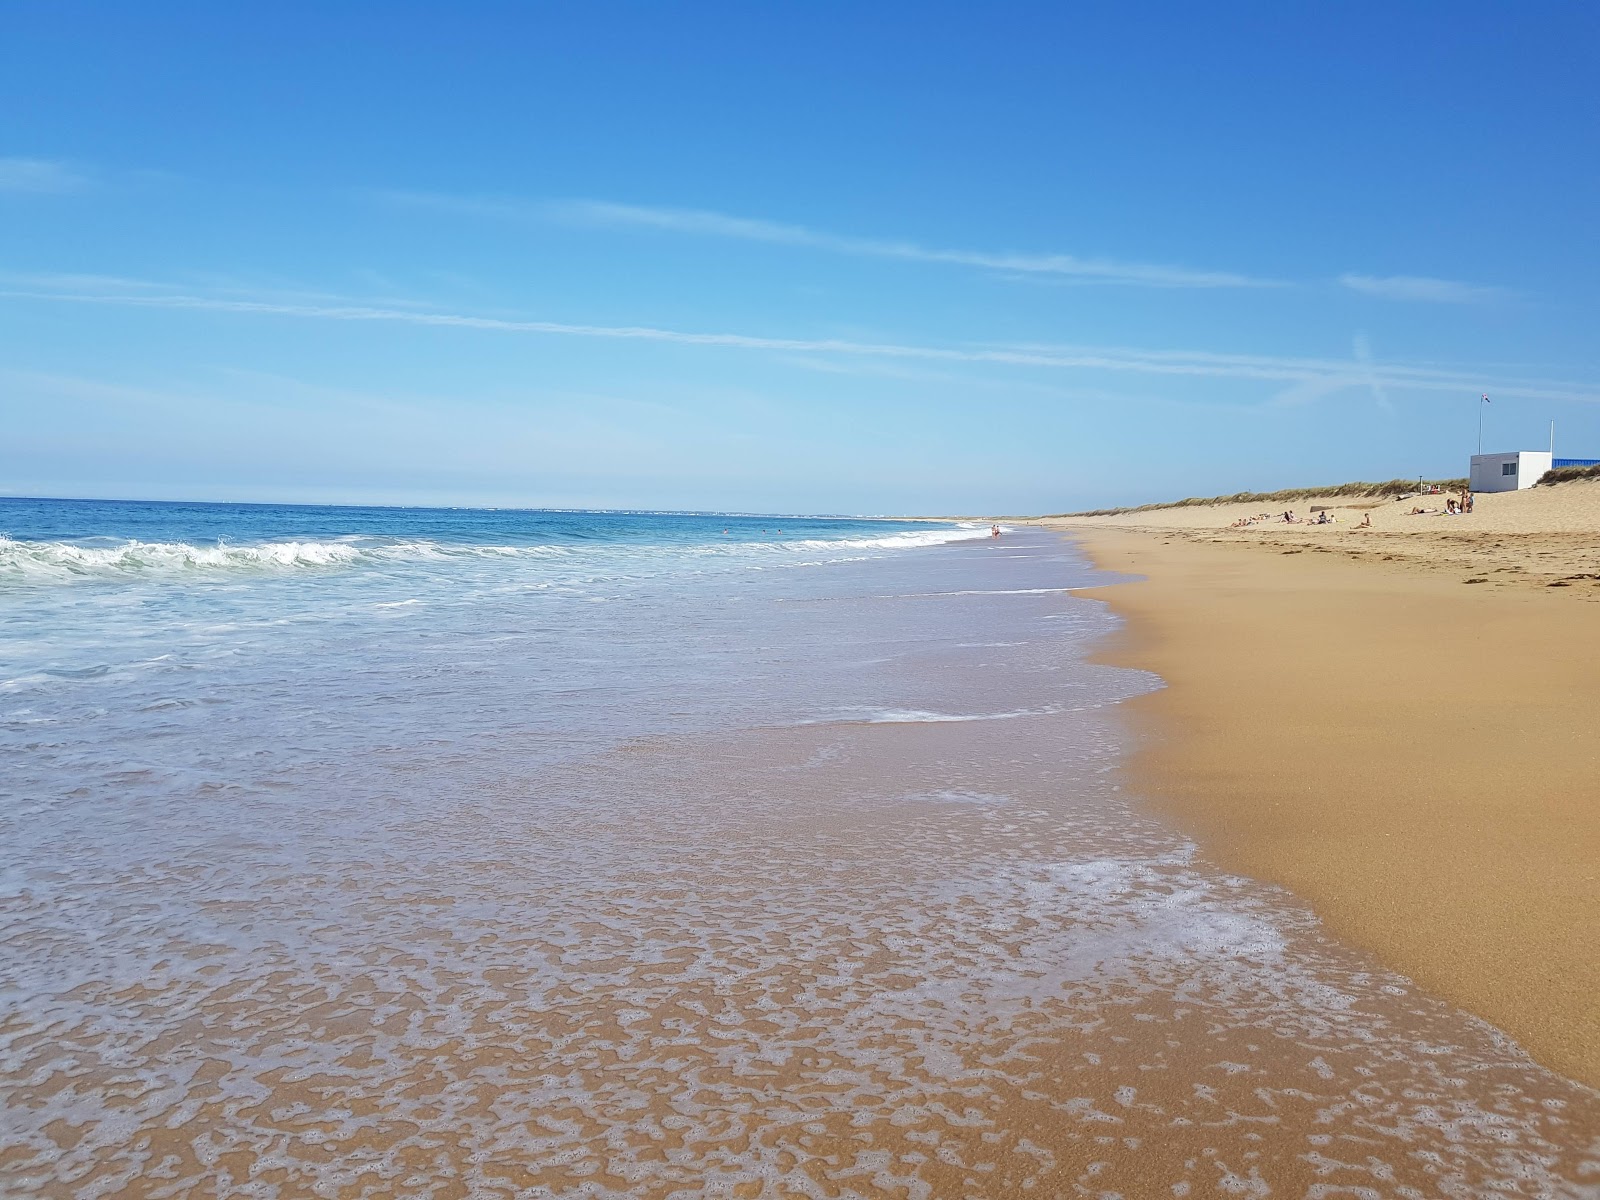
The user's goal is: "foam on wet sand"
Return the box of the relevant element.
[3,515,1597,1197]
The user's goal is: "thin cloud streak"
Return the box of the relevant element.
[378,190,1279,290]
[382,191,1512,302]
[992,340,1550,393]
[0,270,169,292]
[0,157,92,194]
[561,200,1278,288]
[6,279,1597,405]
[1351,333,1393,412]
[1339,272,1510,305]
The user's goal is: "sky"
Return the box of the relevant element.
[4,2,1599,514]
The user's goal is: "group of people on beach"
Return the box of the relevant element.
[1409,489,1474,517]
[1230,509,1334,528]
[1228,487,1477,531]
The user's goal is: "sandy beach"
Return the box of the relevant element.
[1055,475,1600,592]
[1042,478,1600,1088]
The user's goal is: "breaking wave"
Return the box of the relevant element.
[786,524,1000,552]
[0,535,484,581]
[0,523,994,585]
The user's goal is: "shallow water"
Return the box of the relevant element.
[2,501,1597,1198]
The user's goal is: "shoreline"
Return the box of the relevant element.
[10,513,1600,1194]
[1049,519,1600,1090]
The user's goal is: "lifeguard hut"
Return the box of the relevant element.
[1469,451,1552,492]
[1469,451,1600,492]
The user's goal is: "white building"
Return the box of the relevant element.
[1469,450,1553,493]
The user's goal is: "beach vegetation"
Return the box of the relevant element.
[1054,478,1470,518]
[1534,464,1600,486]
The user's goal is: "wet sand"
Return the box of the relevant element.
[1045,505,1600,1090]
[7,527,1599,1196]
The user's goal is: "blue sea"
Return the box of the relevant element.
[0,499,993,776]
[3,497,1595,1198]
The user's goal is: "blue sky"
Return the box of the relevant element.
[4,3,1598,513]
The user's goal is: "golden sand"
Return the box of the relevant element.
[1042,479,1600,1087]
[1057,475,1600,591]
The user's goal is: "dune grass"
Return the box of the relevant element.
[1535,463,1600,486]
[1053,478,1469,518]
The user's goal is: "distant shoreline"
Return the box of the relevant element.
[0,494,952,522]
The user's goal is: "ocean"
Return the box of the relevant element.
[2,498,1595,1198]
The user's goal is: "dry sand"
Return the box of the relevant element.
[1055,475,1600,592]
[1040,478,1600,1089]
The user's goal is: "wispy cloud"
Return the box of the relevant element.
[383,191,1525,302]
[0,268,437,311]
[1339,273,1510,305]
[984,338,1588,400]
[6,272,1596,405]
[376,190,1279,290]
[0,157,93,194]
[1350,333,1392,412]
[0,270,167,292]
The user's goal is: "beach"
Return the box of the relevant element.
[11,2,1600,1192]
[1044,477,1600,1089]
[1054,474,1600,590]
[4,501,1599,1196]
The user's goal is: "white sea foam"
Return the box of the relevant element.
[826,705,1059,724]
[917,789,1012,805]
[787,523,994,552]
[0,522,991,585]
[888,587,1070,598]
[0,533,369,579]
